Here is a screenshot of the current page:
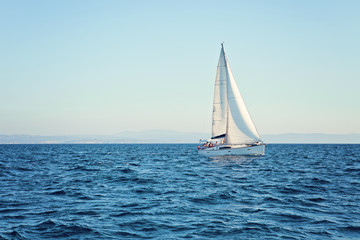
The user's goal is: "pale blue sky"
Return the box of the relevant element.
[1,0,359,135]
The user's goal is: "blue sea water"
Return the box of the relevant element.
[0,144,359,239]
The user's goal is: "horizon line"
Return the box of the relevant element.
[1,132,360,136]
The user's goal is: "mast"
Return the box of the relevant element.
[224,45,230,145]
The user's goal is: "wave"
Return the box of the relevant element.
[0,144,359,239]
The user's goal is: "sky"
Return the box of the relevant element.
[1,0,359,136]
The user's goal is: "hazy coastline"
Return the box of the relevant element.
[1,131,359,144]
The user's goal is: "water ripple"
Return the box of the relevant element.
[0,144,359,239]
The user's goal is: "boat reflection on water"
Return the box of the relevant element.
[210,154,262,165]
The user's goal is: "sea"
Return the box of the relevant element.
[0,144,359,239]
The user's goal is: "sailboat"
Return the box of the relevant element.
[198,44,265,156]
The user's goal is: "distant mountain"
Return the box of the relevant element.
[262,133,360,144]
[0,131,359,144]
[0,130,208,144]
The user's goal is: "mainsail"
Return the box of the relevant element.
[211,46,228,139]
[212,44,261,144]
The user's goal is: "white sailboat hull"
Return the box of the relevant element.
[198,144,265,157]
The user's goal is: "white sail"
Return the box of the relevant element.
[211,46,228,139]
[225,58,261,144]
